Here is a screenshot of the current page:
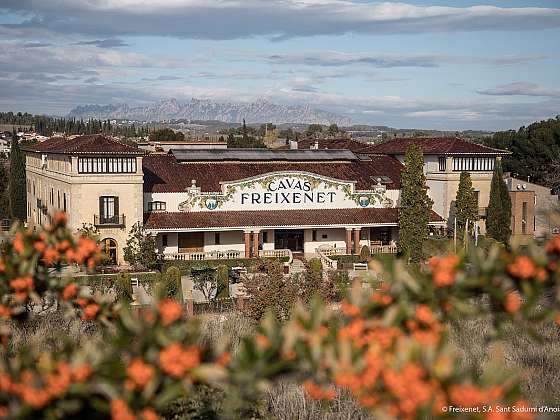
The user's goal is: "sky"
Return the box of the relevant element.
[0,0,559,130]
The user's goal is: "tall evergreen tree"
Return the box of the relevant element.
[398,144,433,263]
[486,159,512,243]
[455,171,478,234]
[0,161,9,219]
[8,135,26,222]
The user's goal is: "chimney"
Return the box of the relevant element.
[314,141,319,150]
[289,140,298,150]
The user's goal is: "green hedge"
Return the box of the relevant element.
[161,257,289,276]
[72,272,160,290]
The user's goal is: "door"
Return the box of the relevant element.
[274,230,304,252]
[178,232,204,253]
[101,238,118,265]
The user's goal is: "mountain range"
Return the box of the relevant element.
[67,98,352,126]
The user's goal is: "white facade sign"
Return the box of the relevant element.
[171,172,392,212]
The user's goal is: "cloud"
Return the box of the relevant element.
[259,50,550,68]
[0,41,183,76]
[22,42,53,48]
[141,75,184,81]
[476,82,560,98]
[1,1,560,40]
[73,39,130,48]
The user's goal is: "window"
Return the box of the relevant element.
[148,201,166,212]
[522,202,528,234]
[78,157,137,174]
[99,196,119,224]
[262,231,268,243]
[215,232,221,245]
[63,193,67,212]
[57,191,60,209]
[474,191,480,207]
[50,188,54,205]
[452,157,495,172]
[438,156,446,172]
[162,234,168,247]
[312,229,317,241]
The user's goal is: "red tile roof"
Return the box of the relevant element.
[142,153,404,193]
[366,137,509,155]
[297,137,509,156]
[22,134,143,155]
[144,208,444,230]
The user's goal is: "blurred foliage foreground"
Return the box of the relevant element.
[2,214,560,419]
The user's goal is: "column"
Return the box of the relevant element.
[252,231,260,258]
[243,231,251,258]
[354,228,361,254]
[345,228,353,254]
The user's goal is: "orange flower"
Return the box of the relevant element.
[142,408,159,420]
[546,235,560,254]
[303,380,336,400]
[110,399,136,420]
[0,406,8,418]
[555,313,560,326]
[62,283,78,300]
[0,259,5,272]
[159,344,200,378]
[415,305,436,325]
[10,276,33,292]
[255,334,271,350]
[0,305,10,319]
[341,300,361,317]
[13,232,24,254]
[45,362,72,398]
[428,254,460,287]
[33,241,46,253]
[53,212,68,225]
[505,292,522,313]
[338,318,365,341]
[42,247,61,266]
[216,352,231,367]
[158,299,182,326]
[507,256,536,279]
[83,304,100,320]
[127,358,155,389]
[72,364,92,382]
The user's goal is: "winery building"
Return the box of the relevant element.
[23,134,520,265]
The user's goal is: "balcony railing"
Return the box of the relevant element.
[161,249,293,262]
[94,214,126,227]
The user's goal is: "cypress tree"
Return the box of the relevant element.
[486,159,512,243]
[8,134,26,221]
[0,161,8,219]
[398,144,433,263]
[455,171,478,234]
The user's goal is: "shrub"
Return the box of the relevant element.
[359,245,370,262]
[115,272,133,302]
[165,266,183,302]
[216,265,229,299]
[3,214,560,419]
[307,258,322,273]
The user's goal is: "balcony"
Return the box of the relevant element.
[94,214,126,227]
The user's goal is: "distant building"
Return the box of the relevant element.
[505,176,559,239]
[0,138,10,155]
[298,137,510,235]
[137,140,227,153]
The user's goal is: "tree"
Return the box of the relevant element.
[123,222,158,270]
[149,128,184,142]
[0,161,8,219]
[8,134,26,221]
[398,144,433,263]
[487,159,512,243]
[454,171,478,235]
[326,124,340,137]
[484,116,560,187]
[305,124,323,138]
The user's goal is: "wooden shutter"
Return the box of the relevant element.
[99,197,104,218]
[114,197,119,217]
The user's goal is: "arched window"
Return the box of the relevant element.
[101,238,118,265]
